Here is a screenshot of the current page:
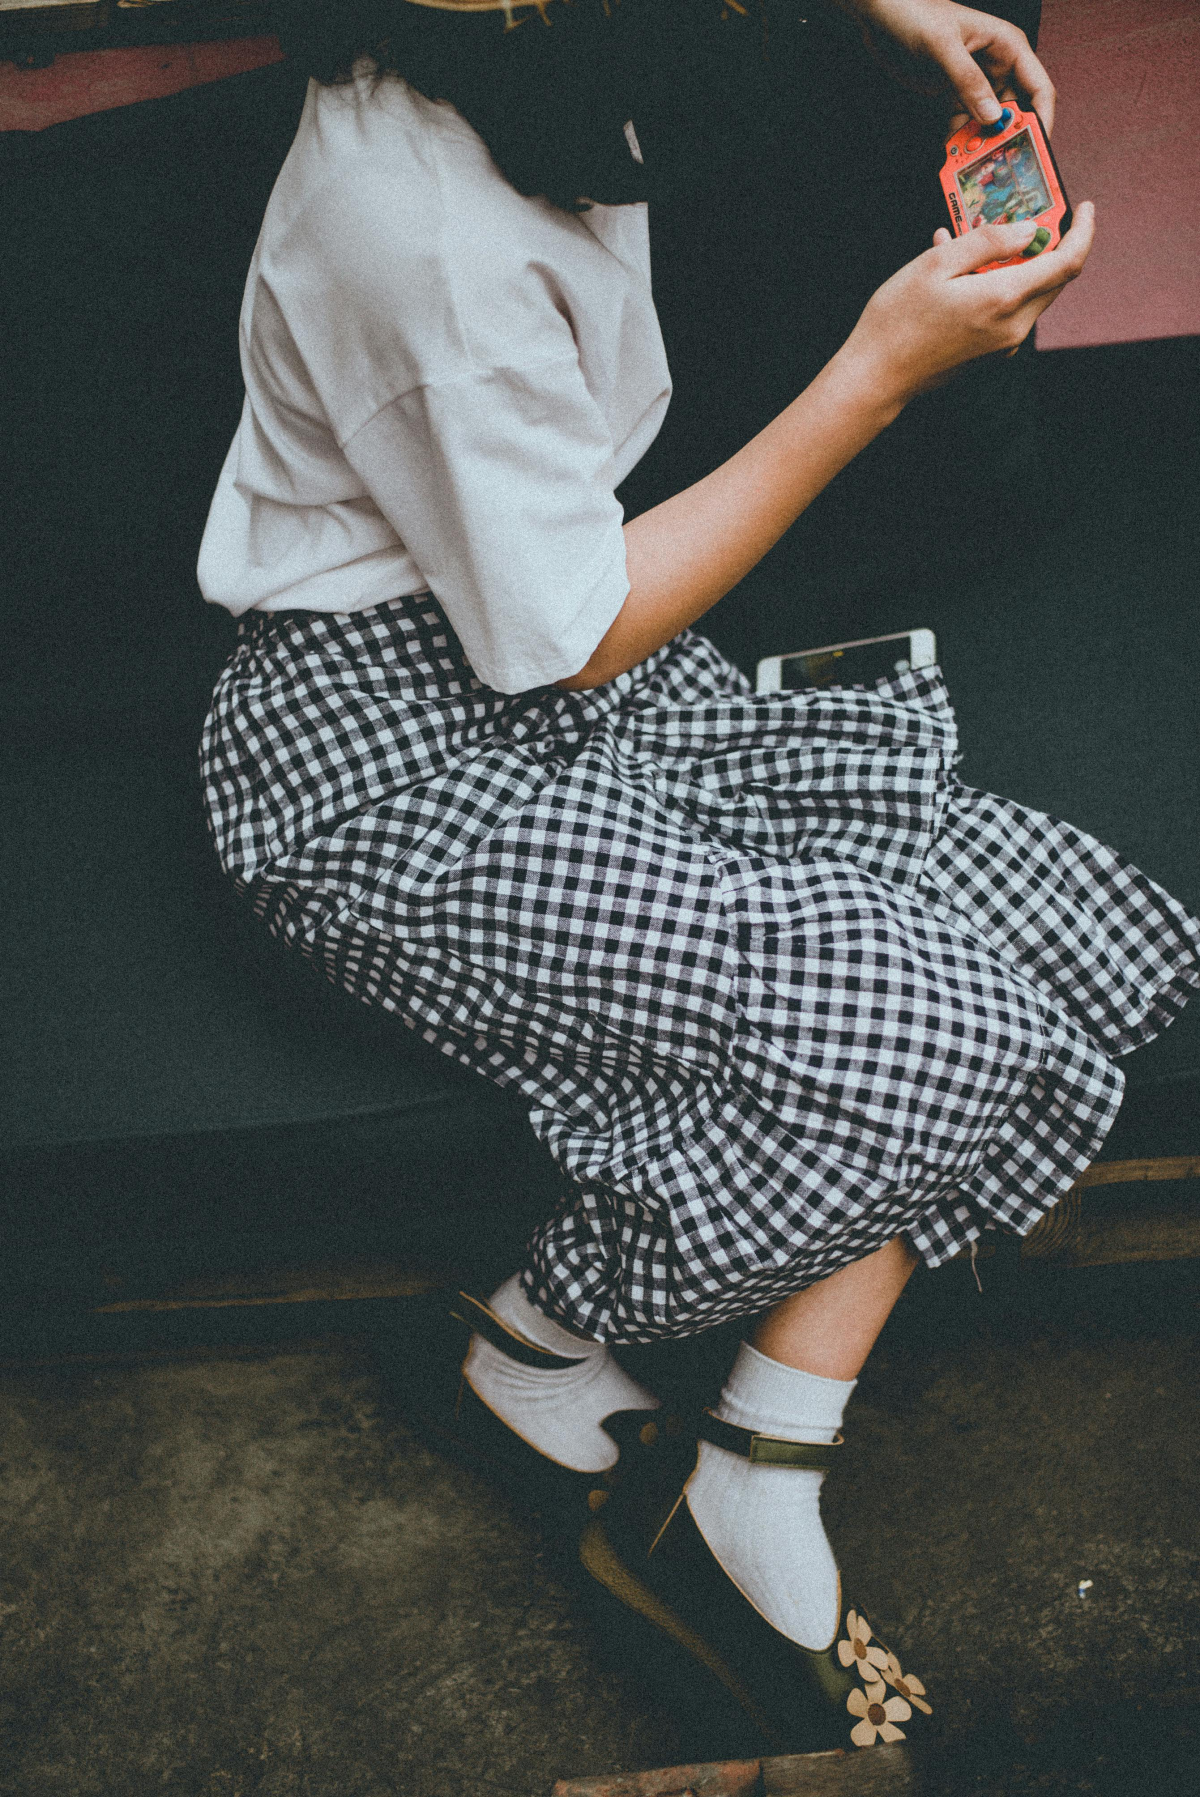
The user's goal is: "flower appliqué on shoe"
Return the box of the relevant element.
[879,1649,932,1714]
[847,1680,912,1747]
[836,1608,889,1679]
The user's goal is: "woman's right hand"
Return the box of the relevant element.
[843,201,1095,403]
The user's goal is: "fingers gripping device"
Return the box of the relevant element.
[940,105,1072,270]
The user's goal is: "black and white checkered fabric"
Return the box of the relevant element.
[200,596,1200,1342]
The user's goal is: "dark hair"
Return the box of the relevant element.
[274,0,767,211]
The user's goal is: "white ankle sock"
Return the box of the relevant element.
[685,1342,855,1650]
[461,1274,659,1474]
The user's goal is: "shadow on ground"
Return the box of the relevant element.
[1,1259,1198,1796]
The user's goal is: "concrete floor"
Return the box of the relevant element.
[2,1258,1198,1797]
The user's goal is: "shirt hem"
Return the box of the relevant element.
[464,561,630,696]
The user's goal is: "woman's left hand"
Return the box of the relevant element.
[836,0,1056,133]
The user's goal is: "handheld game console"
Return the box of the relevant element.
[940,105,1071,271]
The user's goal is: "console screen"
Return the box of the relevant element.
[957,129,1052,228]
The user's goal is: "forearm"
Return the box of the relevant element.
[557,197,1094,692]
[556,343,905,691]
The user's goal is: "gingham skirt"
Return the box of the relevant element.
[200,595,1200,1342]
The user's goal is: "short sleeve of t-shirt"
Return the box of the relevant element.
[339,354,631,693]
[198,80,669,692]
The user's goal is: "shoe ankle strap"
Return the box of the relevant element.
[451,1291,592,1370]
[697,1409,844,1469]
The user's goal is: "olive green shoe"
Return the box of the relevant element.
[579,1409,934,1758]
[391,1289,688,1527]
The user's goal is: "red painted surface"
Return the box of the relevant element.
[0,34,283,131]
[1035,0,1200,348]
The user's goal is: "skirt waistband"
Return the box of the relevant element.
[235,593,437,645]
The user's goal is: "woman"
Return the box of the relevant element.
[197,0,1199,1755]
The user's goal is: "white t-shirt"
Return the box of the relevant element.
[197,72,672,693]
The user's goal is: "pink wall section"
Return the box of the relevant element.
[1035,0,1200,348]
[1,6,1195,347]
[0,34,283,131]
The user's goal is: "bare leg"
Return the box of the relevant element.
[752,1235,920,1381]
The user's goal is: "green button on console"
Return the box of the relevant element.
[1023,226,1053,257]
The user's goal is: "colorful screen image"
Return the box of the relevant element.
[957,129,1052,229]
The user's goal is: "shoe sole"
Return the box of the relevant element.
[578,1511,787,1750]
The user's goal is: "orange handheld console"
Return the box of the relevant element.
[939,105,1071,270]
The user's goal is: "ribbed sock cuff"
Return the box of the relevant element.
[715,1341,856,1443]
